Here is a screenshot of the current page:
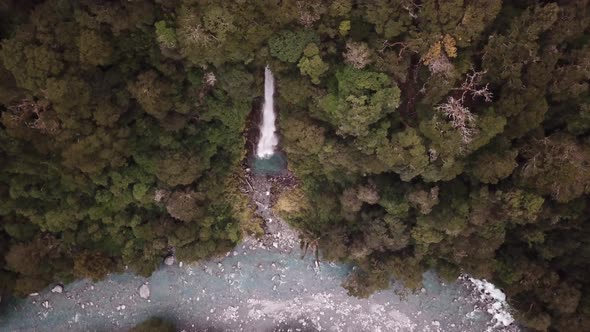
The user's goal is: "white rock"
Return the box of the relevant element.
[42,300,50,309]
[139,284,150,299]
[29,293,39,297]
[164,255,175,266]
[51,285,63,294]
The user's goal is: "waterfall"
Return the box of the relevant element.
[256,66,278,159]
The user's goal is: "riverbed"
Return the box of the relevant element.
[0,215,518,332]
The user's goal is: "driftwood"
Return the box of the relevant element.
[243,177,254,191]
[300,235,321,269]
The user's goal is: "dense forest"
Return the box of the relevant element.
[0,1,589,331]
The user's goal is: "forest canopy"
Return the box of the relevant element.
[1,1,589,331]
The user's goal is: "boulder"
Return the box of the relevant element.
[51,285,63,294]
[164,255,175,266]
[139,284,150,299]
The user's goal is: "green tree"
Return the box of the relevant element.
[318,67,400,137]
[298,43,329,84]
[269,29,319,63]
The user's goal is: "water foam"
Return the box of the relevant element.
[256,66,278,159]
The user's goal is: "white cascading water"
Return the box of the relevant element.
[256,66,278,159]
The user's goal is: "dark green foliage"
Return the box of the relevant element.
[0,0,253,300]
[129,317,176,332]
[269,30,319,63]
[317,67,400,137]
[271,2,590,331]
[1,1,590,331]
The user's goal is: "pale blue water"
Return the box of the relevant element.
[251,153,287,176]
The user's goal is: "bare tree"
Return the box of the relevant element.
[427,54,454,77]
[343,41,372,69]
[296,1,321,27]
[434,97,477,144]
[6,99,59,134]
[454,70,493,102]
[203,72,216,87]
[434,70,493,144]
[184,24,216,46]
[178,11,217,47]
[380,40,414,57]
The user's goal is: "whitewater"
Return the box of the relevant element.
[256,66,278,159]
